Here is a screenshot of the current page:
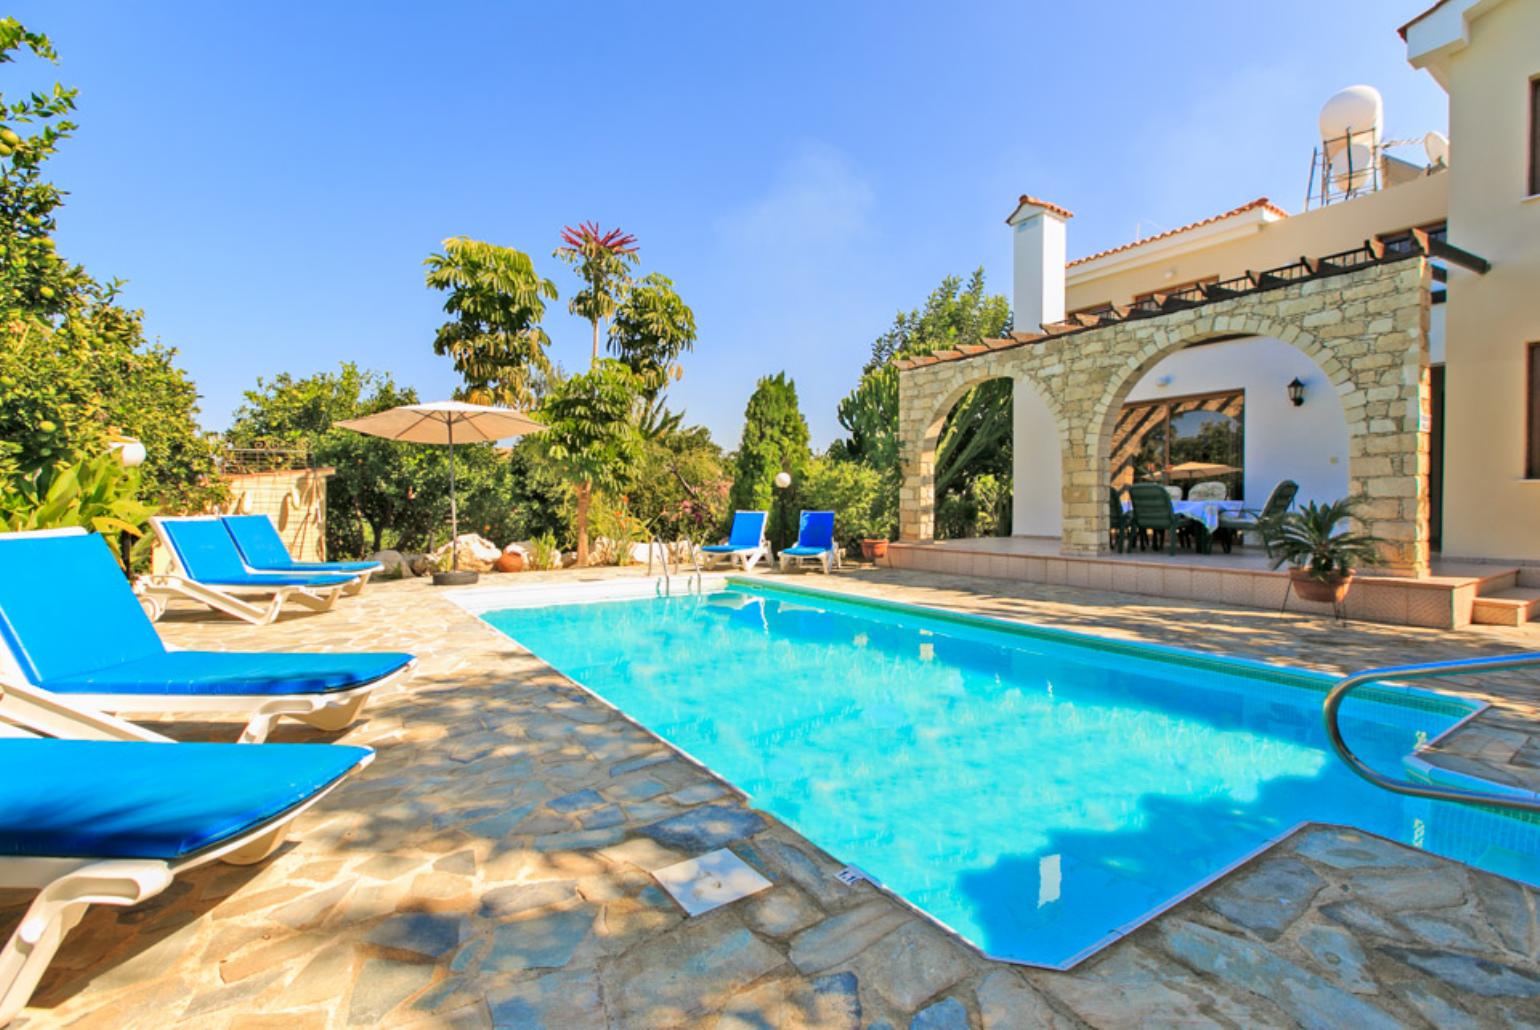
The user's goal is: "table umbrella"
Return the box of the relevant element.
[334,401,545,570]
[1164,461,1241,481]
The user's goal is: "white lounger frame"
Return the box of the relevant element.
[134,517,361,625]
[700,541,769,572]
[0,680,373,1025]
[0,528,412,742]
[778,547,841,575]
[0,663,415,744]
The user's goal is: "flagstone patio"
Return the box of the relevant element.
[6,566,1540,1028]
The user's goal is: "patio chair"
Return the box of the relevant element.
[1126,483,1186,556]
[0,530,414,742]
[1161,485,1183,501]
[778,511,839,574]
[1109,486,1131,553]
[0,714,372,1025]
[699,510,770,571]
[222,515,381,595]
[137,516,361,625]
[1189,480,1228,501]
[1217,479,1299,555]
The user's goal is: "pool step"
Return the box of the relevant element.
[1471,587,1540,627]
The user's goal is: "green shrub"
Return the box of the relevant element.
[796,456,897,553]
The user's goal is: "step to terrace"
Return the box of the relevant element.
[1471,586,1540,627]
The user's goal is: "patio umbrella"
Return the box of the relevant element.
[334,401,545,571]
[1164,461,1241,481]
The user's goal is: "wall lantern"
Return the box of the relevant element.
[1286,377,1306,407]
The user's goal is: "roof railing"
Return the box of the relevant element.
[1323,653,1540,815]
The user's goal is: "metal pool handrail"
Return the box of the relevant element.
[648,535,671,596]
[1323,652,1540,813]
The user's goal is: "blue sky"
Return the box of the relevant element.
[15,2,1447,448]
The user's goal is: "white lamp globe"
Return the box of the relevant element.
[111,438,147,468]
[773,471,792,489]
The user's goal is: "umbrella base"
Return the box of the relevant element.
[432,570,480,587]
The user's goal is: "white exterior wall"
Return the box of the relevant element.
[1124,337,1351,507]
[1012,376,1062,536]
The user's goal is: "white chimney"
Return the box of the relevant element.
[1007,195,1071,334]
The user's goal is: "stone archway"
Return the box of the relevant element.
[898,366,1066,543]
[898,257,1432,573]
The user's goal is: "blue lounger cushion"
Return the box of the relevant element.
[701,511,768,554]
[43,650,414,697]
[223,515,381,574]
[0,738,370,860]
[786,511,835,553]
[0,533,414,696]
[159,519,356,587]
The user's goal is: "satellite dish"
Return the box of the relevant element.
[1423,130,1450,167]
[1319,85,1383,194]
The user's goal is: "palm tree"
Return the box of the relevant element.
[554,221,638,366]
[425,237,558,409]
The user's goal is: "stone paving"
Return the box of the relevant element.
[4,565,1540,1027]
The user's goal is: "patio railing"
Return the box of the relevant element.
[1323,653,1540,814]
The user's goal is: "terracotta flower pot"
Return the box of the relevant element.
[1289,569,1353,605]
[495,551,526,573]
[860,539,889,560]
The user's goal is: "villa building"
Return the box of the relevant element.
[892,0,1540,629]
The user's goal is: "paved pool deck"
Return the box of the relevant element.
[6,565,1540,1028]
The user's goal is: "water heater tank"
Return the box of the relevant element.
[1319,85,1383,194]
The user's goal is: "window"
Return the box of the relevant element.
[1528,343,1540,478]
[1531,77,1540,197]
[1111,390,1245,499]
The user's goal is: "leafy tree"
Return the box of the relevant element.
[554,221,638,366]
[0,20,220,516]
[833,270,1013,537]
[625,399,728,541]
[607,273,697,399]
[227,363,536,557]
[729,372,811,550]
[536,360,643,564]
[425,237,559,409]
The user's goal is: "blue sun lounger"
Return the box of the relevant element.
[0,530,414,742]
[138,516,362,624]
[778,510,839,574]
[699,510,770,571]
[0,728,371,1024]
[223,514,382,590]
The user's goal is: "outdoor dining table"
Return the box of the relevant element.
[1122,497,1247,553]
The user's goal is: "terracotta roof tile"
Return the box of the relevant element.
[1005,195,1075,223]
[1066,198,1288,269]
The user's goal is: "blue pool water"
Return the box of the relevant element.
[481,582,1540,967]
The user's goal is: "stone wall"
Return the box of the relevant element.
[224,467,334,561]
[897,258,1433,573]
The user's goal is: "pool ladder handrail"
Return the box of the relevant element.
[648,536,703,596]
[1323,651,1540,814]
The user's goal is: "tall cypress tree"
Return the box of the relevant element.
[729,372,811,549]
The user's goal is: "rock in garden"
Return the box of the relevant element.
[367,549,406,575]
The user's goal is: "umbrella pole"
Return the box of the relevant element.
[448,418,458,571]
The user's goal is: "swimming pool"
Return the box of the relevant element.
[478,579,1540,968]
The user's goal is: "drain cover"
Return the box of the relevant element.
[652,848,773,916]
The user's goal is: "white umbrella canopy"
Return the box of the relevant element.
[334,401,545,572]
[334,400,544,443]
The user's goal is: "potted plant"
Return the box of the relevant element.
[1263,497,1384,608]
[860,537,889,561]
